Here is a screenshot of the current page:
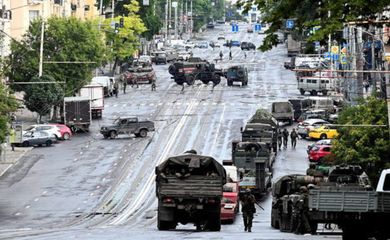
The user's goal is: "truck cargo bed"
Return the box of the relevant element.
[158,175,223,198]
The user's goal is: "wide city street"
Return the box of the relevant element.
[0,23,340,239]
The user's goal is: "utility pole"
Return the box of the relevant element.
[356,27,364,98]
[185,0,187,36]
[190,0,192,38]
[168,0,172,43]
[173,1,177,40]
[165,0,168,43]
[39,1,45,77]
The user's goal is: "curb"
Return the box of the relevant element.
[0,147,33,177]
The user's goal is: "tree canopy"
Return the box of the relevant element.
[332,97,390,182]
[7,17,106,96]
[239,0,390,51]
[0,82,19,144]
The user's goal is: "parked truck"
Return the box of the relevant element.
[271,165,390,240]
[155,150,226,231]
[271,101,294,125]
[63,97,91,132]
[79,84,104,119]
[287,34,301,57]
[232,141,275,197]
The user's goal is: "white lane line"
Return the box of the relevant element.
[109,85,204,225]
[25,205,30,209]
[210,105,226,155]
[34,198,39,202]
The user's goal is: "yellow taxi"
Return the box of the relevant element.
[308,125,339,139]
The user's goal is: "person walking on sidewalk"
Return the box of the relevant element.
[290,128,298,149]
[9,126,16,151]
[229,51,232,60]
[114,81,119,98]
[219,51,223,61]
[151,80,156,91]
[123,79,127,93]
[241,189,256,232]
[282,128,289,149]
[363,80,369,93]
[277,129,282,150]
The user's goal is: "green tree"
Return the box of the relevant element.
[8,17,105,96]
[240,0,389,51]
[0,82,19,144]
[23,75,64,123]
[103,0,146,71]
[332,97,390,182]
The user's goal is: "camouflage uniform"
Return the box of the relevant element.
[294,187,311,234]
[241,190,256,232]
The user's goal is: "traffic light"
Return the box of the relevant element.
[119,18,124,28]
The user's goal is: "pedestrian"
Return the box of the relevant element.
[290,128,298,149]
[294,186,311,234]
[181,84,185,93]
[9,126,16,151]
[123,78,127,94]
[151,80,156,91]
[244,51,247,59]
[114,81,119,98]
[282,128,289,149]
[219,51,223,61]
[229,51,232,60]
[363,80,369,93]
[277,129,282,150]
[241,189,256,232]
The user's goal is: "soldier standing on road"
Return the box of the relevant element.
[282,128,289,149]
[229,51,232,60]
[294,186,311,234]
[219,51,223,61]
[114,81,119,98]
[9,126,16,151]
[277,129,282,150]
[151,80,156,91]
[123,78,127,94]
[241,189,256,232]
[244,51,247,59]
[290,128,298,149]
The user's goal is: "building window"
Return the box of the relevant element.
[29,10,39,21]
[84,5,90,11]
[54,0,63,5]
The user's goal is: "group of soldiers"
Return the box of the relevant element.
[113,75,156,98]
[277,128,299,150]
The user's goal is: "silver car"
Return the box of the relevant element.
[20,131,56,147]
[297,118,330,138]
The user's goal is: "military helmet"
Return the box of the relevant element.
[299,186,308,193]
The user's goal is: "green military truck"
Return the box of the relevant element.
[155,151,226,231]
[271,165,390,240]
[232,142,275,197]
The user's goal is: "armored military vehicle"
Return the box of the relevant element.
[232,142,275,197]
[168,59,223,85]
[155,151,226,231]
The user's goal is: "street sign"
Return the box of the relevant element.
[286,19,294,29]
[324,52,331,60]
[255,24,261,32]
[331,45,339,54]
[231,24,239,32]
[171,1,177,8]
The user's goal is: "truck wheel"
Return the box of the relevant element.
[158,220,176,230]
[168,65,176,75]
[186,75,195,85]
[322,90,328,96]
[311,90,317,96]
[207,212,221,231]
[300,89,305,95]
[110,131,117,139]
[201,80,209,84]
[320,133,327,139]
[212,75,221,85]
[237,69,245,78]
[46,140,52,147]
[22,141,30,147]
[103,134,109,139]
[139,129,148,138]
[227,80,232,86]
[310,221,318,234]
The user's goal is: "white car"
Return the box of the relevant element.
[297,119,330,139]
[184,40,195,49]
[177,51,192,61]
[23,124,62,140]
[138,55,152,64]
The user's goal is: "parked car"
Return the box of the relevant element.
[241,42,256,50]
[308,125,339,140]
[297,118,330,139]
[195,41,209,48]
[184,40,195,49]
[307,139,333,154]
[153,52,167,64]
[206,22,215,29]
[217,35,225,40]
[24,124,62,140]
[48,124,72,140]
[220,182,239,223]
[176,51,192,61]
[297,109,329,122]
[308,145,333,162]
[138,55,152,64]
[20,131,55,147]
[209,41,221,48]
[225,66,248,86]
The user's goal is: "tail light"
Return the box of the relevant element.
[163,198,174,203]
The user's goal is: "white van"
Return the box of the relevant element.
[91,76,115,97]
[298,76,335,96]
[308,96,335,113]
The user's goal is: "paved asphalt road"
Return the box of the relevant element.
[0,23,341,239]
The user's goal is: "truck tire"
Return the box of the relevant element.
[22,141,30,147]
[227,80,232,86]
[342,224,367,240]
[300,89,305,95]
[212,75,221,85]
[139,129,148,138]
[103,134,109,139]
[110,131,117,139]
[206,212,221,231]
[320,133,327,139]
[186,75,195,85]
[237,69,245,78]
[168,65,176,75]
[322,90,328,96]
[311,90,317,96]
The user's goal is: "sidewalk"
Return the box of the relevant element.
[0,145,33,177]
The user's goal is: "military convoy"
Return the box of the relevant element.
[155,151,226,231]
[271,165,390,240]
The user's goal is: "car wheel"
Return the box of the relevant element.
[103,134,109,139]
[186,75,195,85]
[46,140,52,146]
[300,89,305,95]
[320,133,327,139]
[63,133,71,140]
[139,129,148,138]
[110,131,117,139]
[22,141,29,147]
[311,90,317,96]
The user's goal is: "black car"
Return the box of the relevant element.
[206,22,215,29]
[241,42,256,50]
[225,66,248,86]
[155,53,167,65]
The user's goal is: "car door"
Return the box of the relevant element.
[118,119,128,134]
[30,131,40,145]
[126,118,138,134]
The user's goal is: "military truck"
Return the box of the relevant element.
[224,66,248,86]
[242,109,279,153]
[271,101,294,125]
[168,59,223,85]
[100,117,155,139]
[232,141,275,197]
[155,151,226,231]
[271,165,390,240]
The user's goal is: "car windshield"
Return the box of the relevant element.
[25,126,35,131]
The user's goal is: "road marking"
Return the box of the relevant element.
[25,205,30,209]
[210,105,226,154]
[42,191,47,195]
[34,198,39,202]
[15,212,21,216]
